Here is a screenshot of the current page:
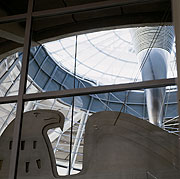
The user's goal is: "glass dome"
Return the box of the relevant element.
[0,27,178,177]
[44,28,177,85]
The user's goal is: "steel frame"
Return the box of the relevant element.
[0,0,179,178]
[0,77,176,104]
[7,0,34,178]
[0,0,164,24]
[68,97,93,173]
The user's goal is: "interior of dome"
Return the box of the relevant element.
[0,26,178,176]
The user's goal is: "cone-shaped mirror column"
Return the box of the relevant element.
[131,26,174,127]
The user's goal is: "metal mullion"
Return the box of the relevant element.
[31,0,159,19]
[68,113,85,174]
[0,75,38,134]
[8,0,34,178]
[0,77,177,105]
[0,95,17,104]
[0,13,26,24]
[23,78,177,101]
[0,0,164,24]
[69,97,93,173]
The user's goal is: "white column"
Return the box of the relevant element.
[68,111,89,174]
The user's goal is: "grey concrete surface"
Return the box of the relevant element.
[0,110,64,179]
[0,110,180,178]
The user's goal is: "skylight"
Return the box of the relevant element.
[44,28,177,85]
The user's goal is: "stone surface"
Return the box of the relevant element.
[0,110,64,179]
[0,110,180,178]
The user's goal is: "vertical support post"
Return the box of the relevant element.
[8,0,34,178]
[68,97,93,173]
[53,131,63,153]
[69,111,89,173]
[172,0,180,134]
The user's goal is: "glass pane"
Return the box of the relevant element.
[0,103,17,178]
[0,103,17,135]
[21,84,179,176]
[27,26,176,96]
[0,20,26,97]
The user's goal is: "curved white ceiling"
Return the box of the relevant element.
[44,28,177,85]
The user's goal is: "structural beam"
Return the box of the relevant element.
[0,96,17,104]
[0,78,177,104]
[0,14,26,24]
[32,0,158,19]
[8,0,34,178]
[23,78,176,101]
[0,0,169,24]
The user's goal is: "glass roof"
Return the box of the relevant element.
[0,27,178,176]
[44,28,177,85]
